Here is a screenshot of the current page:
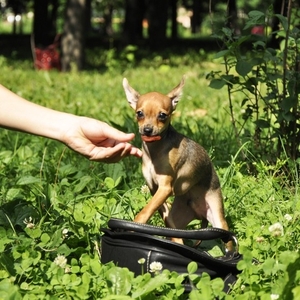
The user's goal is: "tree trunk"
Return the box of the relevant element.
[61,0,86,71]
[170,0,178,39]
[191,0,201,33]
[33,0,51,46]
[12,16,17,35]
[85,0,92,34]
[49,0,59,34]
[123,0,146,44]
[147,0,168,49]
[104,3,114,36]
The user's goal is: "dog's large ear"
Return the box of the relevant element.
[123,78,140,110]
[167,76,185,110]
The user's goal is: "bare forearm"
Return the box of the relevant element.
[0,84,142,162]
[0,84,75,142]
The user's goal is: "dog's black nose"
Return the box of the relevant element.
[143,126,153,136]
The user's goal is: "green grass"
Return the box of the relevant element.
[0,51,299,299]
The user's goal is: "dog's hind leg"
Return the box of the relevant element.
[162,195,196,244]
[204,188,234,251]
[204,188,229,231]
[166,194,196,229]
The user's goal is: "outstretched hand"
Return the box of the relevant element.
[0,84,142,163]
[62,117,142,163]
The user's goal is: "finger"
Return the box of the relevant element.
[106,145,142,162]
[104,146,134,163]
[89,143,129,162]
[130,147,143,158]
[101,124,136,143]
[118,143,142,159]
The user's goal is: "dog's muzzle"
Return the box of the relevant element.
[142,126,153,136]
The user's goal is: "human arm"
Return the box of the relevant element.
[0,84,142,163]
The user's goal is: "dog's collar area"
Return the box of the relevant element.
[141,125,172,142]
[141,135,162,142]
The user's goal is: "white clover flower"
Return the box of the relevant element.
[269,222,284,237]
[149,261,163,274]
[140,185,150,194]
[284,214,292,222]
[256,236,265,243]
[138,258,146,264]
[64,266,71,273]
[54,255,67,268]
[23,217,35,229]
[62,228,69,239]
[270,294,279,300]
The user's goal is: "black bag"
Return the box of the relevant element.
[101,218,242,293]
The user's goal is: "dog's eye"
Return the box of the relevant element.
[158,112,168,121]
[136,111,144,119]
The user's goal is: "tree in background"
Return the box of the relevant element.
[2,0,296,71]
[61,0,86,71]
[123,0,171,48]
[170,0,178,39]
[147,0,169,48]
[6,0,26,34]
[123,0,146,44]
[33,0,59,47]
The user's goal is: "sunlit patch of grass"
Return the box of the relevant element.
[0,52,299,299]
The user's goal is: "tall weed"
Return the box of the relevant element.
[208,8,300,162]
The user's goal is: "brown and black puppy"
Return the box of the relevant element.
[123,77,231,246]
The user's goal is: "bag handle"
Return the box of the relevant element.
[108,218,237,244]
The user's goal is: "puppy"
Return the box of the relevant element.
[123,77,231,246]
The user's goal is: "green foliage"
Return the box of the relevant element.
[218,146,300,299]
[0,36,299,298]
[208,8,300,161]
